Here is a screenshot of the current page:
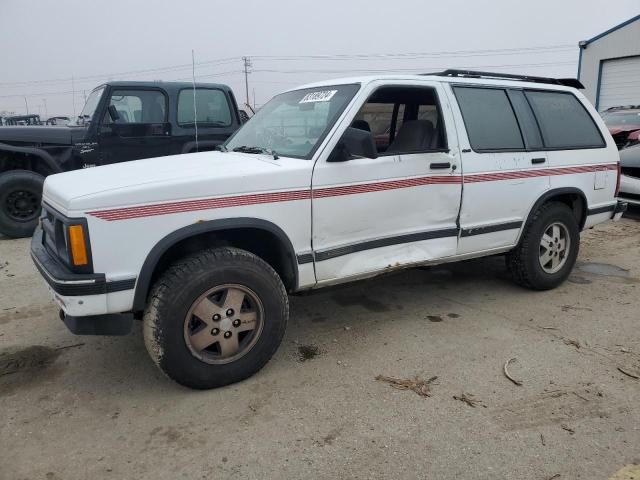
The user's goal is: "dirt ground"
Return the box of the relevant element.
[1,216,639,480]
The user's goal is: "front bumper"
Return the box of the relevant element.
[31,226,135,334]
[619,174,640,206]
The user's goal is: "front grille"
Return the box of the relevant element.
[622,167,640,179]
[41,204,70,266]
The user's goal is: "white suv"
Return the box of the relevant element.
[31,70,626,389]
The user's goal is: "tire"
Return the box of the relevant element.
[507,202,580,290]
[143,247,289,389]
[0,169,45,238]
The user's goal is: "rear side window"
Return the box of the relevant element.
[453,87,524,151]
[178,89,232,126]
[524,91,605,149]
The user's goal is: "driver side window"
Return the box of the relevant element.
[351,86,446,155]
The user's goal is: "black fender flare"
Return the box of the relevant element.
[180,140,223,154]
[519,187,589,242]
[0,142,62,173]
[132,217,299,311]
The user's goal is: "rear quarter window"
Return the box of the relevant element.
[524,90,605,149]
[453,87,524,151]
[178,88,232,127]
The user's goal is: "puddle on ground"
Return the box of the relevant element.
[427,315,443,322]
[0,345,61,377]
[297,344,320,362]
[575,262,639,284]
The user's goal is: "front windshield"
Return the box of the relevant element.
[602,111,640,127]
[225,84,360,159]
[78,87,105,122]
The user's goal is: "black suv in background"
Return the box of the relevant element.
[0,81,244,237]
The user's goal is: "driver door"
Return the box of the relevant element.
[311,82,462,283]
[98,88,172,165]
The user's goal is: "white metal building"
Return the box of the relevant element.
[578,14,640,111]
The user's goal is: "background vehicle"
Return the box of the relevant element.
[601,105,640,149]
[45,116,71,126]
[600,106,640,208]
[0,81,244,238]
[31,71,625,389]
[619,144,640,206]
[3,114,43,126]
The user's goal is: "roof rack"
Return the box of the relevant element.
[423,69,584,89]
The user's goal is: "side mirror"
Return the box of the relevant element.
[107,105,120,122]
[328,127,378,162]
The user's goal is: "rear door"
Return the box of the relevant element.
[448,85,550,255]
[311,81,462,282]
[98,88,172,164]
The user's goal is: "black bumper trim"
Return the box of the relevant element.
[31,227,136,297]
[61,310,133,336]
[296,252,314,264]
[314,227,459,262]
[460,221,523,237]
[587,204,616,215]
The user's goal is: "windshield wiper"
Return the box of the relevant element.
[232,145,279,160]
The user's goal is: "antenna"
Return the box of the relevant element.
[192,49,199,152]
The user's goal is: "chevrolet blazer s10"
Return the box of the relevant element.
[31,70,626,389]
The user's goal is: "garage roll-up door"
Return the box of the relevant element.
[598,55,640,111]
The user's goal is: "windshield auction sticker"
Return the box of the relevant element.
[299,90,337,103]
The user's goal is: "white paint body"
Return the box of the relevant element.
[39,75,621,317]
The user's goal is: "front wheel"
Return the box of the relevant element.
[0,169,44,238]
[507,202,580,290]
[143,247,289,389]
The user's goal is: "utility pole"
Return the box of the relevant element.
[43,98,48,119]
[71,75,76,117]
[242,56,252,107]
[23,96,29,114]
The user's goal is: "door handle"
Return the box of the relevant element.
[531,157,546,164]
[430,162,451,170]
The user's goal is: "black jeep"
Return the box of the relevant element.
[0,81,243,237]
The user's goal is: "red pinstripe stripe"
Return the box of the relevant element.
[87,163,617,221]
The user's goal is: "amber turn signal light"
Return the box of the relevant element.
[68,225,89,266]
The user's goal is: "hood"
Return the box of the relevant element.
[0,125,79,145]
[43,150,312,212]
[620,143,640,168]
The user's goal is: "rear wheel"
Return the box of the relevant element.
[0,169,44,238]
[507,202,580,290]
[143,247,289,389]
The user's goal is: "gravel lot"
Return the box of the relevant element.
[1,217,639,480]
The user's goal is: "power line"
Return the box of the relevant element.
[0,45,575,88]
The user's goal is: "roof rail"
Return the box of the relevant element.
[424,69,585,89]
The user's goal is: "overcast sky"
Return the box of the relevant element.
[0,0,638,116]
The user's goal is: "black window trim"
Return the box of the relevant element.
[106,86,169,124]
[506,89,544,151]
[452,84,607,154]
[359,84,450,158]
[176,86,234,128]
